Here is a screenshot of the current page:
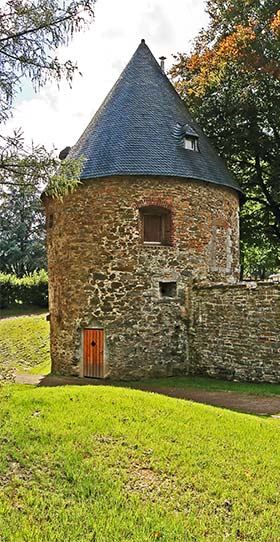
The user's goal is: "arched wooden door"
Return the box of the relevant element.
[83,329,104,378]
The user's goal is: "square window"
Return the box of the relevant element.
[184,137,199,151]
[159,282,177,298]
[140,206,171,245]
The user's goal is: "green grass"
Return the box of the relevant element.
[1,304,48,318]
[28,359,51,375]
[0,314,50,377]
[0,385,279,541]
[131,376,280,397]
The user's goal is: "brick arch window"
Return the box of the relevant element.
[140,205,172,245]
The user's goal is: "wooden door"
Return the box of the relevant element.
[83,329,104,378]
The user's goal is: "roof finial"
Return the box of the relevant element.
[159,56,167,73]
[141,38,145,44]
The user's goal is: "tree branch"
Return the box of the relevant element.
[0,13,76,43]
[0,180,38,187]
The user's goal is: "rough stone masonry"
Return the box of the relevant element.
[189,281,280,383]
[45,176,240,380]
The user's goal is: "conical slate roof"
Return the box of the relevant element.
[69,40,241,194]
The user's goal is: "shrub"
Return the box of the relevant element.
[0,271,48,308]
[19,270,48,307]
[0,273,19,308]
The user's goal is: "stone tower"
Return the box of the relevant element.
[44,40,242,380]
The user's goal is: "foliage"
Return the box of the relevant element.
[0,0,95,124]
[1,176,46,275]
[0,385,279,540]
[0,0,92,281]
[240,239,280,279]
[0,133,84,273]
[170,0,280,276]
[0,314,50,379]
[0,270,48,308]
[19,269,48,306]
[0,273,19,308]
[0,0,95,198]
[44,153,85,198]
[0,113,84,199]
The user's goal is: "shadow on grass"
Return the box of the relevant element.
[34,374,280,396]
[1,304,48,319]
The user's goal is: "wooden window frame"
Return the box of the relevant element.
[140,206,172,246]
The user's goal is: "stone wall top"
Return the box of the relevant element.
[193,279,280,290]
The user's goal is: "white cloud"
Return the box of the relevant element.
[3,0,208,152]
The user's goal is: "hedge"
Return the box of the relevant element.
[0,270,48,308]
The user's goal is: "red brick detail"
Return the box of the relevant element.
[135,197,173,211]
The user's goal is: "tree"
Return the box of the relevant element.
[0,130,86,275]
[0,182,46,276]
[0,0,95,123]
[0,132,86,275]
[0,0,96,197]
[170,0,280,276]
[0,130,85,198]
[0,0,95,275]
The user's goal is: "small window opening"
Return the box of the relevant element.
[140,206,171,245]
[159,282,177,298]
[48,214,54,228]
[184,136,199,152]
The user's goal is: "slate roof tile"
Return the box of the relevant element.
[69,40,242,195]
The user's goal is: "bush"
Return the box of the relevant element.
[19,270,48,307]
[0,270,48,308]
[0,273,19,308]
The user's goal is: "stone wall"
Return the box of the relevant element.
[189,281,280,383]
[44,175,239,379]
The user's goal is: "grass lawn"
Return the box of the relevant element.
[0,385,279,541]
[132,376,280,397]
[0,314,50,378]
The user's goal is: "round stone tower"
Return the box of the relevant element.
[44,40,242,380]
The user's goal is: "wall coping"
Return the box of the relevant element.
[193,280,280,291]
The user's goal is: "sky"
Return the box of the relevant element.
[5,0,209,154]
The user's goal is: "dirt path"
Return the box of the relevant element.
[141,386,280,416]
[15,373,280,416]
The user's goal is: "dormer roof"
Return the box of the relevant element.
[69,39,241,195]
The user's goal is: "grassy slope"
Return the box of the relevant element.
[0,385,279,542]
[0,315,50,377]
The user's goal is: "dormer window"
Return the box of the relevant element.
[173,122,200,152]
[184,136,199,152]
